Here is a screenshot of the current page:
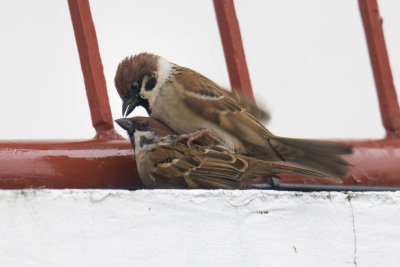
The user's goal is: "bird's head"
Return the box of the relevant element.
[114,52,174,117]
[115,116,151,139]
[115,116,175,150]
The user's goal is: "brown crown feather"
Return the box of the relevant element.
[114,53,159,98]
[130,116,175,137]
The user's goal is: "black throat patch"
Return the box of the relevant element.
[138,97,151,114]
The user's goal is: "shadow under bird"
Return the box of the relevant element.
[116,116,335,189]
[114,53,352,180]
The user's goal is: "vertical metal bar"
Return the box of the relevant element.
[213,0,254,101]
[358,0,400,138]
[68,0,121,139]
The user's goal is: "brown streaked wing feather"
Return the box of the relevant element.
[148,141,340,188]
[147,146,190,188]
[226,90,271,123]
[243,156,327,179]
[183,146,251,189]
[148,143,250,189]
[175,68,272,147]
[174,67,225,98]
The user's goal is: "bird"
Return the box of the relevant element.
[115,116,334,189]
[114,52,352,179]
[223,89,270,123]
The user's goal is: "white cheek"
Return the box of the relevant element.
[133,131,142,152]
[157,57,173,82]
[140,57,173,107]
[140,86,161,108]
[134,131,157,152]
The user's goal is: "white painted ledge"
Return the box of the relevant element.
[0,189,399,267]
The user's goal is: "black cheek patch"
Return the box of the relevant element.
[139,136,154,147]
[145,77,157,91]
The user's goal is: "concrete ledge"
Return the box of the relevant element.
[0,189,399,266]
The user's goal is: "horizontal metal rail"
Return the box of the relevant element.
[0,140,139,189]
[1,138,399,189]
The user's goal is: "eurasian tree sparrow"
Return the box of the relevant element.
[115,116,334,189]
[223,89,270,123]
[114,53,352,179]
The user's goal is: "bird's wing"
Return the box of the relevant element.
[148,142,334,189]
[175,68,272,147]
[224,89,270,123]
[148,143,251,189]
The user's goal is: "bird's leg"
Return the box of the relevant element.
[176,129,224,147]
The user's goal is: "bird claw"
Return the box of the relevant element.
[176,129,224,147]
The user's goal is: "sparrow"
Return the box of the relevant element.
[115,116,334,189]
[224,89,270,123]
[114,52,352,179]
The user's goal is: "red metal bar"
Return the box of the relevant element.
[281,139,400,186]
[359,0,400,138]
[0,140,139,189]
[213,0,254,101]
[1,139,400,189]
[68,0,121,140]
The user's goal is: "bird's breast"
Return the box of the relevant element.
[135,150,157,188]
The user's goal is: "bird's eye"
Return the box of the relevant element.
[124,81,140,99]
[141,121,149,128]
[145,74,157,91]
[129,81,139,91]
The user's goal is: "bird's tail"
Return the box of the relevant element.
[268,136,352,180]
[248,159,336,182]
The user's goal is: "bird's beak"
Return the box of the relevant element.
[122,97,140,117]
[115,118,135,132]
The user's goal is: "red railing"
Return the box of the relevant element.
[358,0,400,138]
[0,0,399,189]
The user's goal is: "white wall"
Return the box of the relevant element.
[1,1,399,140]
[0,189,399,266]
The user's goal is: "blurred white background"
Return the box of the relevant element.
[0,0,398,140]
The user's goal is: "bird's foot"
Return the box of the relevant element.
[176,129,224,147]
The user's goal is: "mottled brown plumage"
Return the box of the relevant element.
[173,67,352,178]
[116,117,333,189]
[114,53,353,180]
[115,53,270,121]
[227,90,270,123]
